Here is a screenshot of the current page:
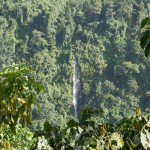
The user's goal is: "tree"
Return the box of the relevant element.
[0,64,43,133]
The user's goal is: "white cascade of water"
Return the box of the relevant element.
[73,59,81,118]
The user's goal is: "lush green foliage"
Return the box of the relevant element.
[0,65,43,133]
[0,1,150,149]
[32,108,150,150]
[0,0,150,128]
[0,124,34,149]
[0,0,150,145]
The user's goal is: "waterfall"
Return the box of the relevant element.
[73,58,81,118]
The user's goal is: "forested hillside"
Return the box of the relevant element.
[0,0,150,130]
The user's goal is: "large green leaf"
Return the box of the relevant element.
[140,17,150,29]
[109,132,124,149]
[144,41,150,57]
[141,123,150,149]
[0,64,43,133]
[140,31,150,49]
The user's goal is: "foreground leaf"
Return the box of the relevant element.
[141,123,150,149]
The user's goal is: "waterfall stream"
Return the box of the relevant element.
[73,58,81,118]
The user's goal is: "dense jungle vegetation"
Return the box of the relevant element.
[0,0,150,149]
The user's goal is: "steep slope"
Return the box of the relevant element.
[0,0,150,128]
